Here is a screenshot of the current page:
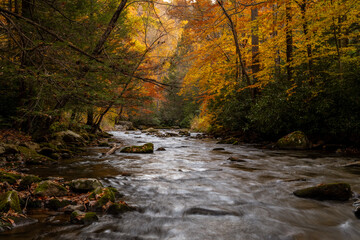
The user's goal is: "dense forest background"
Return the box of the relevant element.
[0,0,359,145]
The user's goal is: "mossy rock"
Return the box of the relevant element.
[293,183,352,201]
[0,170,21,185]
[0,191,21,213]
[120,143,154,154]
[18,146,54,165]
[34,180,68,197]
[107,202,135,215]
[96,188,116,208]
[89,187,118,210]
[70,178,103,193]
[277,131,310,150]
[18,175,42,190]
[70,210,98,224]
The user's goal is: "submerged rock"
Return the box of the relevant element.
[228,156,246,162]
[276,131,310,150]
[70,178,103,193]
[0,191,21,213]
[107,202,135,215]
[120,143,154,154]
[156,147,166,151]
[212,147,225,151]
[34,180,68,197]
[293,183,352,201]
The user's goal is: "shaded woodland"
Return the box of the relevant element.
[0,0,359,145]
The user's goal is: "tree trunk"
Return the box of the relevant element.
[216,0,252,97]
[285,0,293,82]
[251,7,259,95]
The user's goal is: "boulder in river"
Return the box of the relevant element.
[157,147,166,151]
[276,131,310,150]
[120,143,154,153]
[293,183,352,201]
[70,178,103,193]
[34,180,68,197]
[0,191,21,213]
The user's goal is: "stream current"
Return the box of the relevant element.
[2,130,360,240]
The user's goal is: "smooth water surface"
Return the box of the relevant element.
[2,130,360,240]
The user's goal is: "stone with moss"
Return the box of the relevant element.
[18,146,54,165]
[18,175,42,190]
[70,178,103,193]
[34,180,68,197]
[107,202,135,215]
[276,131,310,150]
[70,210,98,224]
[293,183,352,201]
[120,143,154,154]
[0,191,21,213]
[88,187,118,210]
[96,188,116,208]
[0,170,21,185]
[3,144,19,154]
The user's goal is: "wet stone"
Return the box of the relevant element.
[293,183,352,201]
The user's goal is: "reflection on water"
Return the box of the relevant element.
[2,130,360,240]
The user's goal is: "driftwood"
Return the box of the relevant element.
[104,143,122,157]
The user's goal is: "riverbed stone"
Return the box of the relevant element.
[70,178,103,193]
[120,143,154,153]
[157,147,166,151]
[0,191,21,213]
[34,180,68,197]
[293,183,352,201]
[276,131,310,150]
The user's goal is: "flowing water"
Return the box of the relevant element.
[2,130,360,240]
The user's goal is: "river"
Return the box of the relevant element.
[2,130,360,240]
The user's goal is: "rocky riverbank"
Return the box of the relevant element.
[0,129,134,231]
